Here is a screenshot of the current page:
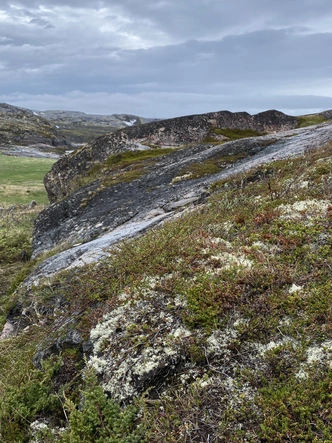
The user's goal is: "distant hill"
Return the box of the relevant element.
[37,110,159,143]
[0,103,159,156]
[0,103,67,149]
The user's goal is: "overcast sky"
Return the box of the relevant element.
[0,0,332,118]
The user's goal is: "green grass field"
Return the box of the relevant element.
[0,154,55,206]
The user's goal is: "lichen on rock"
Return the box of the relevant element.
[89,284,192,402]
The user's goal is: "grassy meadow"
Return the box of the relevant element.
[0,153,55,206]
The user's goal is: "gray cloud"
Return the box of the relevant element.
[0,1,331,117]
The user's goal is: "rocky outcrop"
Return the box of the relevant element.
[44,109,299,202]
[0,103,67,148]
[33,121,332,257]
[319,109,332,120]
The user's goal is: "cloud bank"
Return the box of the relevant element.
[0,0,331,117]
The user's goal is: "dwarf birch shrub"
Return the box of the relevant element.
[59,366,143,443]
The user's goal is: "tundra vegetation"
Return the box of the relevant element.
[0,141,332,442]
[297,114,328,128]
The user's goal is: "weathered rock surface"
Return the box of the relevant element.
[26,213,171,288]
[33,121,332,257]
[44,109,299,202]
[0,144,64,158]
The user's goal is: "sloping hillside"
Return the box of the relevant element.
[0,109,332,442]
[0,103,67,151]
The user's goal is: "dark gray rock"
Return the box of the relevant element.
[33,328,84,368]
[319,109,332,120]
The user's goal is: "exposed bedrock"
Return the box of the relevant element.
[44,109,299,202]
[33,122,332,257]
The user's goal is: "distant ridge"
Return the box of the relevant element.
[37,109,159,143]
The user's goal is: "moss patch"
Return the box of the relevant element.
[212,127,265,140]
[297,114,327,128]
[173,152,248,182]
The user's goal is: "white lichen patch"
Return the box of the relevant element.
[88,291,192,401]
[208,237,233,249]
[277,199,330,220]
[30,420,66,443]
[209,252,253,271]
[289,283,303,293]
[298,180,309,189]
[257,337,298,356]
[306,340,332,366]
[174,294,187,308]
[207,328,238,357]
[251,241,280,254]
[171,172,193,184]
[296,340,332,379]
[222,221,233,233]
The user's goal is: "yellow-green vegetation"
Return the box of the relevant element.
[297,114,327,128]
[0,154,55,205]
[0,336,142,442]
[212,127,265,140]
[0,334,62,442]
[71,148,175,195]
[1,142,332,441]
[172,152,248,182]
[0,207,45,337]
[92,148,175,176]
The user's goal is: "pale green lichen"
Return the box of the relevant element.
[277,199,330,219]
[288,283,303,293]
[88,290,192,401]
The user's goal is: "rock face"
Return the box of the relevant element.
[44,109,298,202]
[0,103,67,148]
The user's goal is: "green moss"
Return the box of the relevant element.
[297,114,327,128]
[175,152,248,181]
[202,135,221,143]
[70,148,175,194]
[212,127,265,140]
[104,148,175,168]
